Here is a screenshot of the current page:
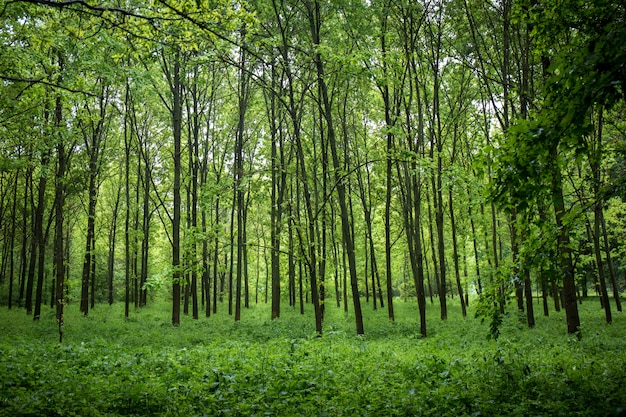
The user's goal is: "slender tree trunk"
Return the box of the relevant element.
[168,49,183,326]
[523,265,535,327]
[183,174,191,316]
[383,50,396,321]
[188,73,201,320]
[202,206,211,317]
[55,149,67,343]
[594,109,620,311]
[29,148,49,317]
[541,269,549,316]
[397,155,427,336]
[27,148,50,316]
[107,183,121,306]
[278,17,322,333]
[17,168,31,309]
[233,32,250,322]
[269,61,280,319]
[124,82,132,319]
[449,187,466,317]
[212,195,220,314]
[510,211,524,312]
[427,181,440,301]
[422,225,434,303]
[52,73,67,342]
[90,243,96,309]
[293,127,322,332]
[80,156,98,316]
[601,213,621,311]
[228,185,235,316]
[139,154,150,307]
[306,0,363,334]
[268,61,289,319]
[7,171,19,309]
[426,7,447,321]
[550,147,580,334]
[590,110,611,323]
[469,203,482,294]
[133,156,140,309]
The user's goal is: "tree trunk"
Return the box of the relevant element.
[29,148,49,317]
[18,168,31,309]
[7,171,19,309]
[268,60,289,319]
[549,147,580,334]
[383,32,396,320]
[139,151,151,307]
[307,0,363,334]
[427,181,440,301]
[108,183,121,306]
[27,147,50,316]
[524,266,535,327]
[212,195,221,314]
[80,155,98,316]
[53,75,67,342]
[601,212,621,311]
[449,187,466,317]
[510,211,524,312]
[589,109,611,323]
[469,203,482,294]
[168,49,183,326]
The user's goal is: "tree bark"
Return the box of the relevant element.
[167,49,183,326]
[589,109,611,323]
[306,0,363,334]
[53,71,67,342]
[27,144,50,316]
[549,147,580,334]
[29,148,50,318]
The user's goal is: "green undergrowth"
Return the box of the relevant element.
[1,299,625,416]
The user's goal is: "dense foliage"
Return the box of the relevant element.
[2,1,625,413]
[1,300,626,416]
[0,0,625,344]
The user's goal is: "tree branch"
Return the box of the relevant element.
[0,75,99,97]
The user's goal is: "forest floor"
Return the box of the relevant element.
[1,297,625,416]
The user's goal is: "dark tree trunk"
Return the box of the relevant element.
[7,171,19,309]
[469,204,482,294]
[541,269,549,316]
[18,168,32,309]
[550,147,580,334]
[589,111,611,323]
[27,148,50,316]
[212,196,221,314]
[80,160,98,316]
[306,0,363,335]
[53,76,67,342]
[524,267,535,327]
[601,213,621,312]
[107,184,121,306]
[123,82,132,319]
[162,48,183,326]
[267,60,289,319]
[139,155,150,307]
[449,187,466,317]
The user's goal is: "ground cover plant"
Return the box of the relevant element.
[1,299,625,416]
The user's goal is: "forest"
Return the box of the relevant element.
[0,0,625,414]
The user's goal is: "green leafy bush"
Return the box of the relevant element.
[1,300,625,416]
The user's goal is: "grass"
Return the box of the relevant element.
[1,297,625,416]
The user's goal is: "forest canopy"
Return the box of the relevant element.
[0,0,625,339]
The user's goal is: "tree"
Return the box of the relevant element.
[79,80,110,316]
[492,0,625,334]
[304,0,364,335]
